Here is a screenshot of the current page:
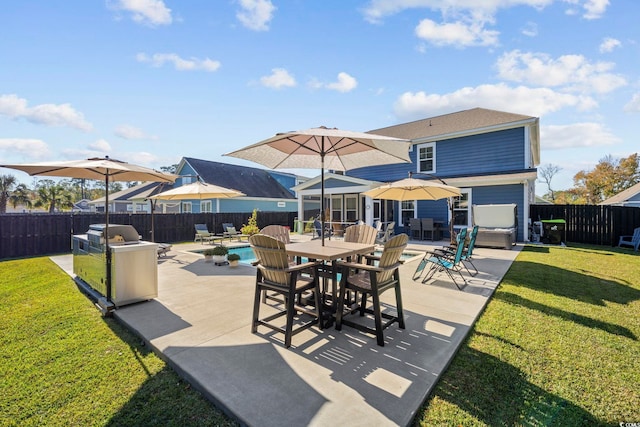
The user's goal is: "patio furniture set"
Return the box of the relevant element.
[250,223,408,348]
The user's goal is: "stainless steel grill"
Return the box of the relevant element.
[73,224,158,307]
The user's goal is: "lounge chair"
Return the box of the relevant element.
[413,227,468,289]
[194,223,215,244]
[618,227,640,251]
[312,219,331,239]
[434,225,479,276]
[249,234,322,348]
[222,223,249,242]
[334,234,408,346]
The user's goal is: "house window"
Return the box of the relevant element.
[417,142,436,174]
[182,202,192,213]
[452,189,471,230]
[345,195,357,222]
[331,196,342,222]
[201,200,212,213]
[401,200,415,228]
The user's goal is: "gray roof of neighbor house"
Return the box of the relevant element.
[89,181,161,204]
[599,182,640,205]
[182,157,296,199]
[368,107,538,140]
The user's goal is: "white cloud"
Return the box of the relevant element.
[0,138,52,160]
[114,124,157,140]
[496,50,626,94]
[521,21,538,37]
[599,37,621,53]
[88,139,112,153]
[540,122,618,149]
[325,72,358,93]
[415,18,499,47]
[393,83,597,121]
[108,0,172,26]
[582,0,609,19]
[623,93,640,112]
[0,94,92,131]
[236,0,276,31]
[136,53,221,72]
[259,68,296,89]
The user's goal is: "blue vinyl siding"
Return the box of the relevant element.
[218,199,297,213]
[348,127,525,181]
[471,184,524,241]
[268,171,297,196]
[436,128,524,175]
[417,199,449,223]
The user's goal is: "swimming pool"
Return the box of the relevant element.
[191,246,421,265]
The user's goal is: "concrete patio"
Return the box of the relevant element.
[52,235,521,426]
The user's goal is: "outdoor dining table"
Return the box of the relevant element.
[285,240,375,327]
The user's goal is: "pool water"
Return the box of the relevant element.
[192,246,420,266]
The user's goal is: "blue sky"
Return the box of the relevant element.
[1,0,637,195]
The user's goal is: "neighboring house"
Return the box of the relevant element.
[313,108,539,241]
[599,182,640,207]
[89,182,161,213]
[172,157,302,213]
[72,199,92,212]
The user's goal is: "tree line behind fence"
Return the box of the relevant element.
[1,206,638,259]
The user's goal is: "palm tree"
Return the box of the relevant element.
[0,174,17,213]
[33,179,74,213]
[9,183,34,211]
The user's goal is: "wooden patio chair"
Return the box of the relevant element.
[334,234,408,346]
[249,234,322,348]
[375,221,395,245]
[259,225,295,303]
[618,227,640,251]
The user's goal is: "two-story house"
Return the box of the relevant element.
[293,108,539,241]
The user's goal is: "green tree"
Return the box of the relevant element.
[573,153,640,204]
[33,179,75,213]
[0,174,17,213]
[9,183,33,210]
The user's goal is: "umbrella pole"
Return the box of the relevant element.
[105,173,112,303]
[321,137,325,246]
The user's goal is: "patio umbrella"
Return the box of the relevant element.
[224,126,411,245]
[0,156,178,302]
[362,173,461,243]
[149,180,245,201]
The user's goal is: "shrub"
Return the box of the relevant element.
[204,246,228,256]
[227,253,241,261]
[240,209,260,236]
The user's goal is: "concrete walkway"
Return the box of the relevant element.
[52,236,520,426]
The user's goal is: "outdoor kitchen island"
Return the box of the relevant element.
[72,224,158,308]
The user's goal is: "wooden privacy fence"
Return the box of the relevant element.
[530,204,640,246]
[0,211,308,260]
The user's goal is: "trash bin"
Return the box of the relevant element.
[541,219,565,244]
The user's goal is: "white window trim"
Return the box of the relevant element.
[182,201,192,213]
[201,200,212,213]
[452,189,472,231]
[416,142,436,174]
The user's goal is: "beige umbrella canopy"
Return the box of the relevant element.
[363,174,461,243]
[149,180,245,201]
[362,177,460,201]
[225,126,411,245]
[0,156,178,302]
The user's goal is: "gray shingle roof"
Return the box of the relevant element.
[368,107,537,140]
[183,157,295,199]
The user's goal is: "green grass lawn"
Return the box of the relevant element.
[0,257,237,427]
[1,245,639,426]
[415,244,640,426]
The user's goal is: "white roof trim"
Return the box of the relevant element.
[445,171,537,187]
